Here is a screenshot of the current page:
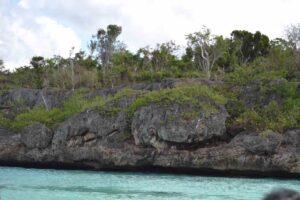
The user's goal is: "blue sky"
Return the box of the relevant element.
[1,0,300,70]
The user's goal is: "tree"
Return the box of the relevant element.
[0,59,8,89]
[285,23,300,51]
[284,23,300,75]
[151,41,179,70]
[137,47,151,70]
[30,56,45,89]
[112,50,138,67]
[230,30,270,63]
[182,47,193,63]
[74,50,98,69]
[270,38,292,51]
[88,40,97,57]
[68,47,75,91]
[0,59,4,72]
[186,27,227,79]
[92,24,122,70]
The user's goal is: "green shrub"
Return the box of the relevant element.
[224,65,288,84]
[127,84,226,118]
[0,87,140,131]
[100,108,122,117]
[0,91,104,131]
[110,88,136,100]
[181,111,199,120]
[234,99,300,132]
[269,82,299,98]
[225,99,246,120]
[235,109,263,130]
[134,70,173,82]
[224,75,300,132]
[180,70,207,78]
[0,113,13,128]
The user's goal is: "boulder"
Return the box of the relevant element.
[282,129,300,146]
[230,131,282,155]
[0,127,23,161]
[282,129,300,158]
[52,109,129,149]
[131,104,228,148]
[21,123,53,149]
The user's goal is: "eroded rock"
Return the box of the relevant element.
[131,104,228,148]
[0,84,299,177]
[229,132,282,155]
[0,88,72,110]
[52,109,129,149]
[21,123,53,149]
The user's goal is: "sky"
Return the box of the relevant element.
[1,0,300,70]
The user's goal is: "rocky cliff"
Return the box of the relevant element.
[0,79,299,178]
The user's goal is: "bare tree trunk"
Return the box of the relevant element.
[41,90,49,111]
[70,59,75,91]
[199,43,212,79]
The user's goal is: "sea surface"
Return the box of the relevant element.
[0,166,299,200]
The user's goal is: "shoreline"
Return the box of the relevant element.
[1,162,300,180]
[0,84,299,182]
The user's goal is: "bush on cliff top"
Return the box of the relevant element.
[0,85,226,131]
[226,81,300,132]
[127,84,227,118]
[0,81,299,133]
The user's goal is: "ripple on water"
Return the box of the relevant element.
[0,167,299,200]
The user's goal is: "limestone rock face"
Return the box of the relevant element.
[21,123,53,149]
[0,85,299,178]
[52,109,129,150]
[229,132,282,155]
[0,127,23,162]
[0,88,72,110]
[131,104,228,148]
[0,119,299,177]
[230,79,295,109]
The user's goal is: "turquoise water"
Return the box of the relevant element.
[0,167,299,200]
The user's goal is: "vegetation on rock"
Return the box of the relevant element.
[127,84,226,118]
[0,24,299,133]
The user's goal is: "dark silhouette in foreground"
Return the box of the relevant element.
[264,190,300,200]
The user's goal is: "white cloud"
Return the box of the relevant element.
[0,0,81,70]
[1,0,300,70]
[34,17,81,56]
[18,0,29,9]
